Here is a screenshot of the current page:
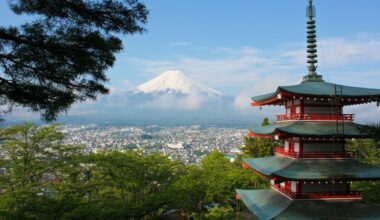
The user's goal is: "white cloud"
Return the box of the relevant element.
[282,34,380,68]
[127,47,300,91]
[138,92,208,111]
[345,103,380,124]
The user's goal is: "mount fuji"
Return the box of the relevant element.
[137,70,222,97]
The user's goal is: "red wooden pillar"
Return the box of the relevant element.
[289,141,294,154]
[285,181,291,192]
[296,181,301,196]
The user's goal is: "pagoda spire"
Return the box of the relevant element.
[303,0,323,82]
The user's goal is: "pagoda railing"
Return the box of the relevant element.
[274,147,355,159]
[276,113,354,121]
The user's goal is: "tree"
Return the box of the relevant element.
[170,165,206,216]
[204,206,236,220]
[200,152,267,205]
[0,123,86,219]
[86,151,184,219]
[346,139,380,165]
[0,0,148,121]
[347,138,380,203]
[261,117,270,126]
[242,136,274,158]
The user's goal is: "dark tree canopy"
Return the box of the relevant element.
[0,0,148,120]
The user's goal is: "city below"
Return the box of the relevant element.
[61,124,246,164]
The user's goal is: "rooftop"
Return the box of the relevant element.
[243,156,380,180]
[236,189,380,219]
[249,121,368,138]
[251,81,380,106]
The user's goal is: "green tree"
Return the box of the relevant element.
[346,139,380,165]
[347,138,380,203]
[0,0,148,120]
[170,165,206,217]
[200,152,267,205]
[204,206,236,220]
[0,123,86,219]
[261,117,270,126]
[86,151,184,219]
[242,136,274,158]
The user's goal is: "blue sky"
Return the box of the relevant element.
[2,0,380,122]
[118,0,380,95]
[2,0,380,94]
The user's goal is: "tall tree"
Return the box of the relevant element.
[0,0,148,120]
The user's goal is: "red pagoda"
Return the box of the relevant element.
[236,0,380,219]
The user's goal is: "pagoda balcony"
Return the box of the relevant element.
[271,185,362,200]
[274,147,356,159]
[276,113,354,122]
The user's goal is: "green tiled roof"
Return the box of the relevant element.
[249,121,368,137]
[235,189,291,220]
[236,189,380,220]
[243,156,380,180]
[276,199,380,220]
[243,157,293,176]
[252,81,380,102]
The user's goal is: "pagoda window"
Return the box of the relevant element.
[291,181,297,193]
[294,142,300,153]
[284,141,289,152]
[295,106,301,114]
[293,99,300,105]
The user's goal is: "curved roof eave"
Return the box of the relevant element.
[251,81,380,105]
[249,121,369,138]
[243,156,380,180]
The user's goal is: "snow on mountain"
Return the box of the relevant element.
[137,70,222,96]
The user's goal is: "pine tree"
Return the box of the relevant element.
[0,0,148,120]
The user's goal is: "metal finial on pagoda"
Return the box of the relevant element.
[303,0,323,82]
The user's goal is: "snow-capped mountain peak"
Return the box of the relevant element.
[137,70,222,96]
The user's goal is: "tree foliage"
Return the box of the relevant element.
[85,151,184,219]
[347,137,380,203]
[204,206,236,220]
[261,117,270,126]
[0,0,148,120]
[0,124,267,219]
[0,123,86,219]
[242,136,274,158]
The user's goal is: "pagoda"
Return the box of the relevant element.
[236,0,380,219]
